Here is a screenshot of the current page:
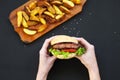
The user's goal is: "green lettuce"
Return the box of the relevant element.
[49,48,70,58]
[75,47,86,56]
[49,47,85,58]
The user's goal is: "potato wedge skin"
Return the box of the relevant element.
[24,6,31,16]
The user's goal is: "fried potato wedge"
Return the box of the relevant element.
[30,15,39,21]
[63,0,75,8]
[22,11,29,21]
[24,6,31,16]
[38,24,48,32]
[22,18,28,28]
[39,7,46,15]
[51,0,63,5]
[53,5,63,14]
[23,28,37,35]
[17,11,23,27]
[55,13,65,20]
[39,17,46,25]
[71,0,81,4]
[27,20,38,26]
[59,6,70,13]
[48,6,56,14]
[30,7,40,16]
[9,0,86,43]
[28,1,37,10]
[44,11,55,18]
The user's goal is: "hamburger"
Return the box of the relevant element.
[49,35,85,59]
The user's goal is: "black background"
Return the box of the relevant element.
[0,0,120,80]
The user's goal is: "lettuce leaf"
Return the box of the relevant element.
[49,48,70,58]
[49,47,85,58]
[75,47,86,56]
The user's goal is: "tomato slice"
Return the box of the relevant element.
[62,49,76,53]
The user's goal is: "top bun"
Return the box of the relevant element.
[51,35,78,45]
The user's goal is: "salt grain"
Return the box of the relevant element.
[89,12,92,15]
[23,45,27,47]
[52,33,55,35]
[74,19,77,22]
[73,27,76,30]
[63,27,67,30]
[70,22,73,25]
[69,30,71,33]
[76,22,79,24]
[114,32,117,34]
[79,18,82,21]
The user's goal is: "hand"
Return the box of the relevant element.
[36,37,57,80]
[75,38,101,80]
[75,38,97,69]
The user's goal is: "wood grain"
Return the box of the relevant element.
[9,0,86,43]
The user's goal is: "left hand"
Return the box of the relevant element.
[36,37,57,80]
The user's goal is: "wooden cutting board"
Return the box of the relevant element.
[9,0,86,43]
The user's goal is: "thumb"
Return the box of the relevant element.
[75,56,81,60]
[51,56,57,61]
[50,56,57,62]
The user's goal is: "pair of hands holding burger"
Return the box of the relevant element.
[36,35,101,80]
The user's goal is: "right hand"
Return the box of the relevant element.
[75,38,98,70]
[75,37,101,80]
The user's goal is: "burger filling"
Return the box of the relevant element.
[52,43,80,49]
[49,43,85,58]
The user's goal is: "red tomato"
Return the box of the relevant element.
[62,49,76,52]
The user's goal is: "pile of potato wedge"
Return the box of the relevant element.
[17,0,81,35]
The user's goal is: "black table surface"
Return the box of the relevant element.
[0,0,120,80]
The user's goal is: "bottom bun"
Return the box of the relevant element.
[51,52,76,59]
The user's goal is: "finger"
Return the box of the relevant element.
[41,36,55,50]
[42,39,50,50]
[51,56,57,61]
[75,56,79,59]
[75,56,82,61]
[75,37,91,49]
[49,56,57,63]
[40,36,56,56]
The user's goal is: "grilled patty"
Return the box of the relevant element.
[52,43,80,49]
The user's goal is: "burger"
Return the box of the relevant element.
[49,35,85,59]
